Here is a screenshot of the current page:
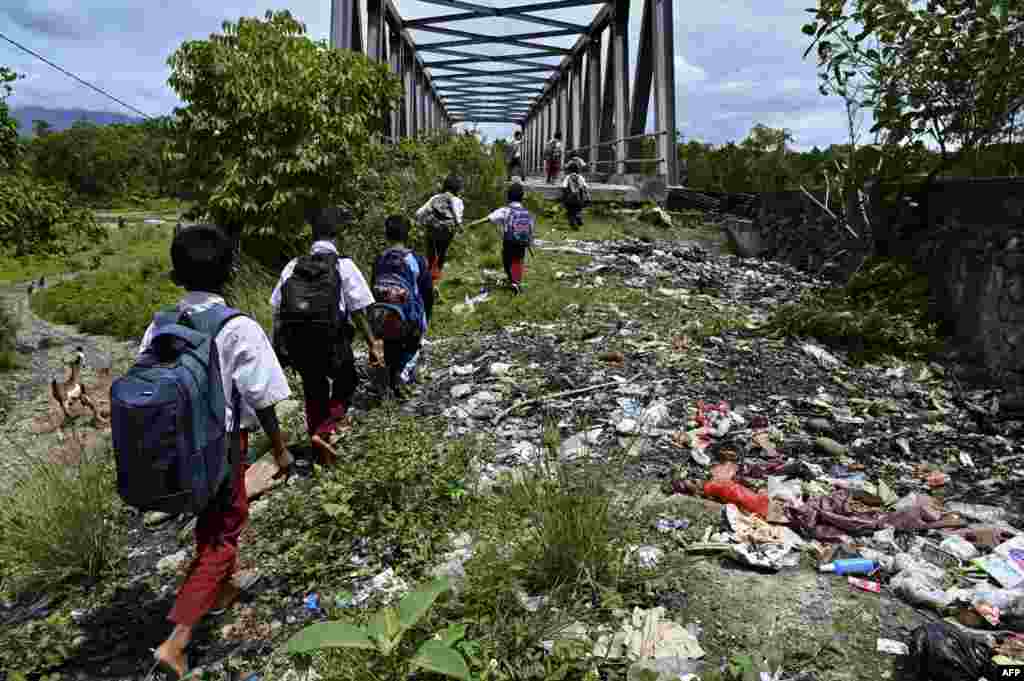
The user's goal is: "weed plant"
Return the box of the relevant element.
[0,430,125,595]
[767,257,944,361]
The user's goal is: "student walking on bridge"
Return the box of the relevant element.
[545,131,564,184]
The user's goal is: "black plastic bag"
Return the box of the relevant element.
[906,622,993,681]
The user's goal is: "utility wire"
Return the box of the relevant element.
[0,30,153,119]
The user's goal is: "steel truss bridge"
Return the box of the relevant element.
[330,0,679,189]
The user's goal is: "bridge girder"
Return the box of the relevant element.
[330,0,678,183]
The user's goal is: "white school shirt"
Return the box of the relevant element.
[269,240,375,316]
[137,292,292,431]
[487,202,527,238]
[415,193,465,226]
[561,173,590,189]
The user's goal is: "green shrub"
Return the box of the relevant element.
[0,432,125,594]
[0,170,106,256]
[31,256,180,339]
[31,250,277,340]
[0,298,19,372]
[503,422,631,595]
[766,257,944,362]
[257,407,478,585]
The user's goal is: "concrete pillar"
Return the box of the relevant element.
[405,44,418,138]
[652,0,679,183]
[586,37,602,172]
[389,28,402,138]
[366,0,384,60]
[611,0,630,177]
[330,0,356,50]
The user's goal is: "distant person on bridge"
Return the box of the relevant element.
[507,130,524,181]
[545,131,564,184]
[415,174,465,297]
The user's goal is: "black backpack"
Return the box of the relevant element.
[278,252,352,370]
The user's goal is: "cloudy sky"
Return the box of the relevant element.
[1,0,858,150]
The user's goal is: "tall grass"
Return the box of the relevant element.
[503,421,631,594]
[0,299,20,372]
[0,430,125,594]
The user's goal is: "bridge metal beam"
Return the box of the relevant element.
[332,0,678,182]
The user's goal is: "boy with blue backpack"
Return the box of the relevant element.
[368,215,434,399]
[468,182,535,294]
[111,224,294,679]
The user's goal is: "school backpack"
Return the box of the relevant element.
[369,248,426,342]
[503,206,534,246]
[111,305,244,516]
[422,193,460,240]
[545,140,560,160]
[278,251,350,370]
[565,174,592,206]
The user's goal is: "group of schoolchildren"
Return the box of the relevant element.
[505,128,593,228]
[115,149,598,677]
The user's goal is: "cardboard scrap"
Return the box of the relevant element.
[245,451,291,500]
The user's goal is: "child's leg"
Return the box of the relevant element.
[507,244,526,285]
[425,237,440,285]
[299,370,330,438]
[159,433,250,674]
[502,240,514,282]
[434,237,452,275]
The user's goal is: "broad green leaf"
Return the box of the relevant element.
[410,640,471,680]
[367,606,402,654]
[397,576,450,633]
[285,621,375,654]
[438,622,467,646]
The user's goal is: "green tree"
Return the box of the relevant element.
[166,10,403,243]
[804,0,1024,183]
[32,119,51,138]
[0,67,21,170]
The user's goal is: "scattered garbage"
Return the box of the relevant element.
[819,559,877,575]
[876,638,909,655]
[848,577,881,593]
[303,593,321,613]
[592,607,704,676]
[906,622,994,681]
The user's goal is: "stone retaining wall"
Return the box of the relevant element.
[720,177,1024,379]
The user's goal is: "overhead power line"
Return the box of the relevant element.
[0,30,153,119]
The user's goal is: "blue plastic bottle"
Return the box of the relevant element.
[819,558,877,575]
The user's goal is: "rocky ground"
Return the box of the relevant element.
[2,218,1024,681]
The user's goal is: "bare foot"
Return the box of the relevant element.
[154,641,188,679]
[311,434,338,466]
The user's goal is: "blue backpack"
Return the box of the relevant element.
[504,206,534,246]
[110,305,244,516]
[370,248,426,341]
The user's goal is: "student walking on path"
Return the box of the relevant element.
[561,157,592,229]
[468,183,535,295]
[271,207,384,465]
[369,215,434,399]
[415,174,465,296]
[121,224,294,679]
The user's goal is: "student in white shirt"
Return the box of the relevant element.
[415,174,465,294]
[467,182,534,295]
[148,225,292,679]
[561,157,592,229]
[545,131,564,184]
[507,130,524,180]
[270,207,383,465]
